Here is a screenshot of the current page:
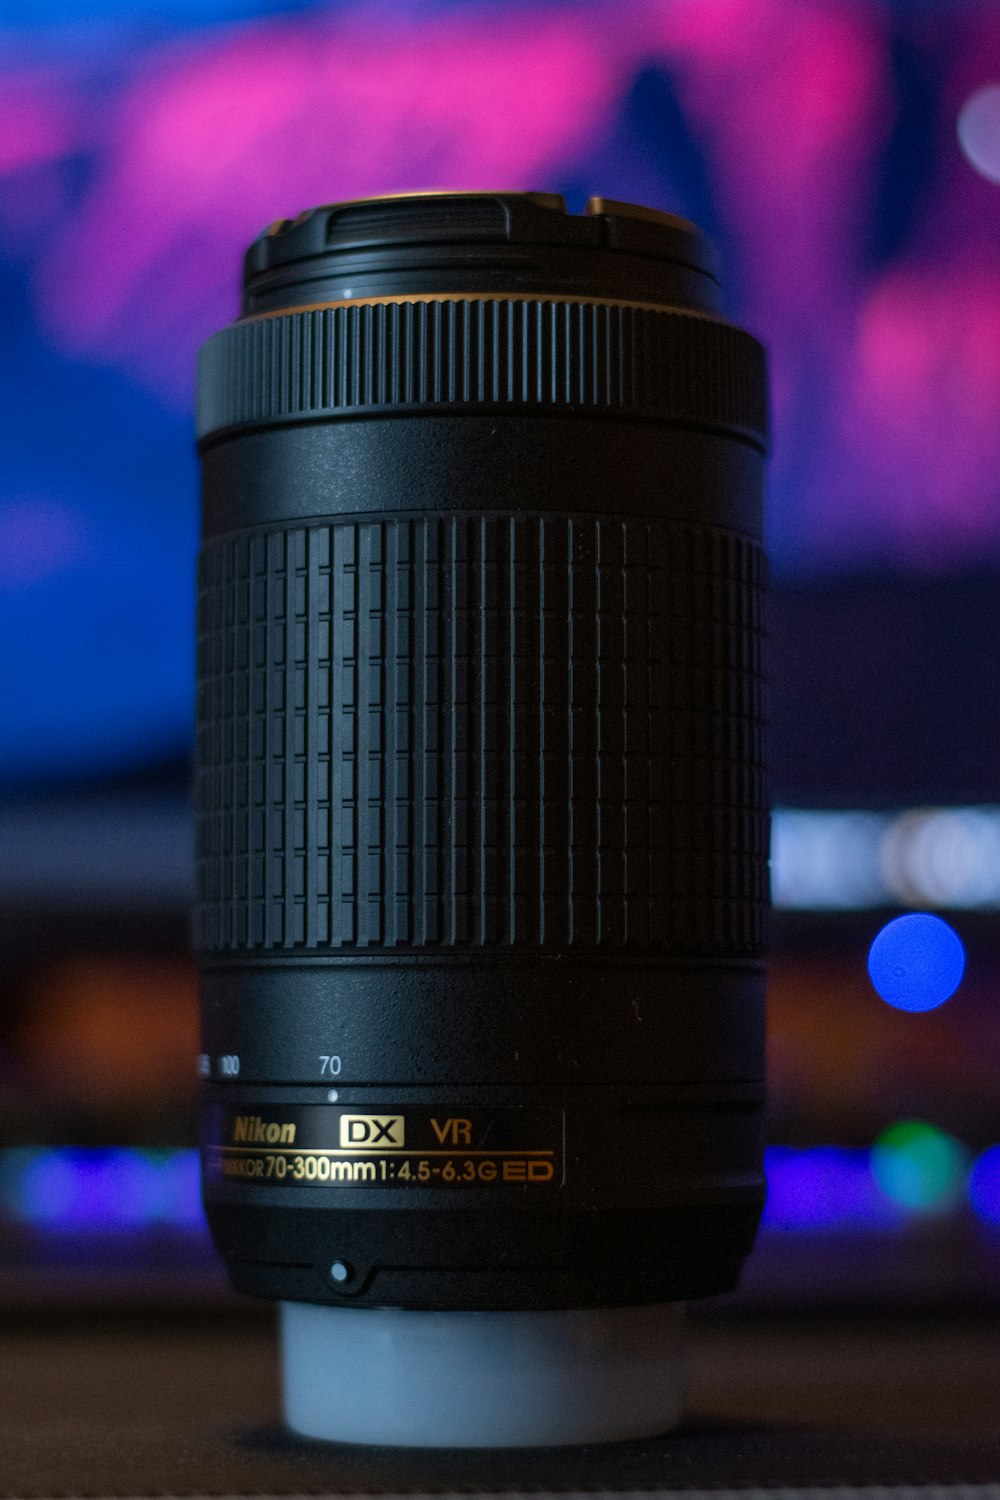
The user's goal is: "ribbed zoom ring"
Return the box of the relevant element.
[195,514,767,958]
[196,299,768,447]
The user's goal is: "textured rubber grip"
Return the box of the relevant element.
[196,299,768,447]
[195,513,766,957]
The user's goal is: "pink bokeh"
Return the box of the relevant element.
[834,267,1000,557]
[30,7,633,403]
[0,68,79,173]
[2,0,999,567]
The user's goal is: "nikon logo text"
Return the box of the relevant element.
[233,1116,296,1145]
[340,1114,405,1149]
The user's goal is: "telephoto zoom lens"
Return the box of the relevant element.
[196,192,768,1448]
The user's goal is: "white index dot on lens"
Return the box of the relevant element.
[330,1260,350,1283]
[327,1089,339,1102]
[958,84,1000,185]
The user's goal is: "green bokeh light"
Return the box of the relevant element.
[871,1121,969,1214]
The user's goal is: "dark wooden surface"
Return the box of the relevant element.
[1,1308,999,1496]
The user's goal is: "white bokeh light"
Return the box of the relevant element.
[771,807,1000,911]
[881,807,1000,908]
[958,84,1000,185]
[770,811,889,910]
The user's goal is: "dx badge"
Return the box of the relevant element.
[339,1114,405,1149]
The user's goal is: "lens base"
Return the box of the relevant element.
[280,1300,684,1447]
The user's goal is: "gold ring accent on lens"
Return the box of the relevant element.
[242,290,715,323]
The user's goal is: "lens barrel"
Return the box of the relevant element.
[196,192,768,1312]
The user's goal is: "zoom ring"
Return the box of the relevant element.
[195,514,766,957]
[196,299,768,446]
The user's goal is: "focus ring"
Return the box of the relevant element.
[196,299,767,447]
[194,514,766,957]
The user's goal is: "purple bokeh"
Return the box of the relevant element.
[2,0,1000,575]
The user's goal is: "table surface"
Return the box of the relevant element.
[1,1307,999,1498]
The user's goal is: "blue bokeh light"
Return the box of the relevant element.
[762,1147,906,1233]
[867,913,965,1011]
[17,1150,79,1223]
[969,1144,1000,1226]
[2,1148,207,1230]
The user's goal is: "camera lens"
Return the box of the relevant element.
[195,192,768,1443]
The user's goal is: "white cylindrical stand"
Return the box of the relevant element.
[281,1300,684,1447]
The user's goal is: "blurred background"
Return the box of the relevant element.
[1,0,999,1312]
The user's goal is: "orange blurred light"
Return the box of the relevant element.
[18,956,199,1112]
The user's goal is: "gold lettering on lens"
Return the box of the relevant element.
[232,1116,297,1145]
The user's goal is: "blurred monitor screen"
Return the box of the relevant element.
[2,0,999,786]
[1,0,999,1311]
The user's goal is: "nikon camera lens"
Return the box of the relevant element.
[195,192,768,1447]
